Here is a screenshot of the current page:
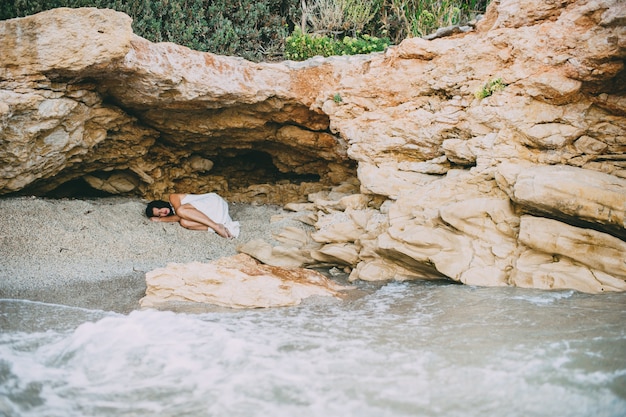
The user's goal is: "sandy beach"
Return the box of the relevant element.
[0,196,309,313]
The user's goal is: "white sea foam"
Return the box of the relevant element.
[511,289,576,305]
[1,283,625,417]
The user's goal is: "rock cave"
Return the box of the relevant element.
[2,1,626,293]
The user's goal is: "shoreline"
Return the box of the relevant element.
[0,196,310,313]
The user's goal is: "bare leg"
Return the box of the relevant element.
[179,218,209,231]
[176,204,232,238]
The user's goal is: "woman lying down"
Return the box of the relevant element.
[146,193,240,239]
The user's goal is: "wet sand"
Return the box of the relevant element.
[0,196,308,313]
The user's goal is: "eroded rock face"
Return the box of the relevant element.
[2,1,625,293]
[0,8,354,204]
[140,253,351,309]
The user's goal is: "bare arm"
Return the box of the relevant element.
[168,193,187,211]
[151,214,181,223]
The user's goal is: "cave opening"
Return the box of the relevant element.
[35,178,117,199]
[18,169,140,199]
[18,149,326,200]
[208,149,322,190]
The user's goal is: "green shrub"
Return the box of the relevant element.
[97,0,210,52]
[474,77,506,99]
[378,0,490,43]
[203,0,299,61]
[337,33,389,55]
[285,27,389,61]
[303,0,379,36]
[1,0,300,62]
[1,0,491,61]
[298,0,490,55]
[285,28,336,60]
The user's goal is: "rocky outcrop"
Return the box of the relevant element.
[140,253,351,309]
[0,7,353,203]
[1,1,625,293]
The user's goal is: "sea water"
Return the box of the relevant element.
[1,281,625,417]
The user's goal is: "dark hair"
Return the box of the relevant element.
[145,200,174,218]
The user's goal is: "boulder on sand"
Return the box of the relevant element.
[140,253,352,309]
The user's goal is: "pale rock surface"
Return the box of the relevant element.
[496,162,626,231]
[237,218,323,268]
[517,216,626,287]
[140,253,351,309]
[311,242,360,266]
[357,162,440,199]
[0,7,133,75]
[371,171,519,287]
[2,1,626,294]
[512,213,626,293]
[512,249,625,294]
[237,237,319,268]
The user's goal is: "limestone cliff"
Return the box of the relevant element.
[1,0,625,293]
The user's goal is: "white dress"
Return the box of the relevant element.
[181,193,240,238]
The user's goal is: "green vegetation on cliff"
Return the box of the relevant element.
[1,0,489,61]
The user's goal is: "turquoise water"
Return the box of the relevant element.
[1,281,625,416]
